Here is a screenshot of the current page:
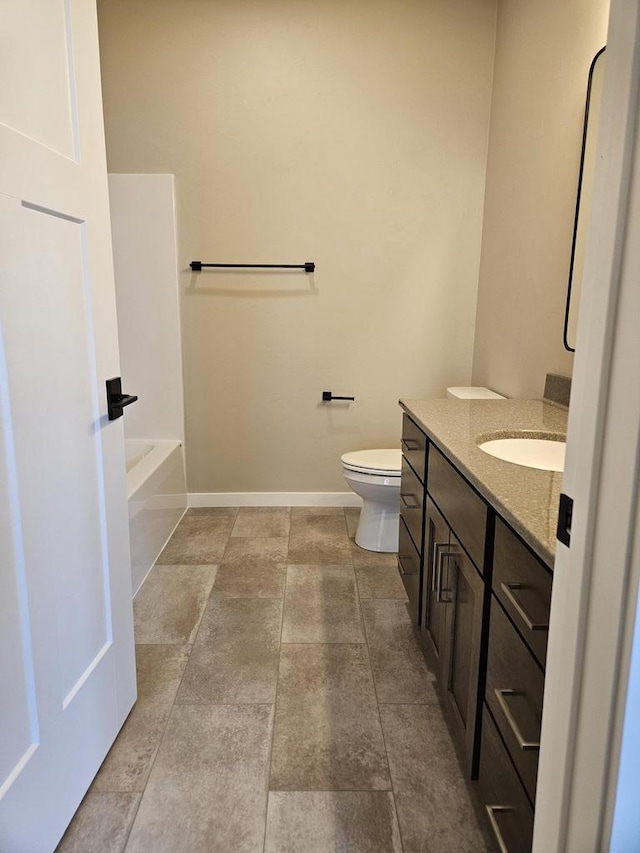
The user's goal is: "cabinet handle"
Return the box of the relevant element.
[500,582,549,632]
[400,493,420,509]
[401,438,421,451]
[485,806,512,853]
[437,548,457,603]
[494,689,540,751]
[432,542,446,591]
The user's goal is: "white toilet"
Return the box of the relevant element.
[342,388,505,553]
[341,449,402,553]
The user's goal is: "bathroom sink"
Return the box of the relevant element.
[477,433,566,472]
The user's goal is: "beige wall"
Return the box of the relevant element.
[471,0,610,399]
[98,0,497,493]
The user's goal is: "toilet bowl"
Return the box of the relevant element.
[341,449,402,552]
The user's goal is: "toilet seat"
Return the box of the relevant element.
[341,449,402,477]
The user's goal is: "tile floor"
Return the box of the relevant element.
[56,507,491,853]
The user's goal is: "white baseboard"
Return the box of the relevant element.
[188,492,363,508]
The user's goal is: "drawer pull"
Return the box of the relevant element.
[485,806,512,853]
[400,493,420,509]
[401,438,421,451]
[500,582,549,632]
[494,689,540,752]
[398,555,415,576]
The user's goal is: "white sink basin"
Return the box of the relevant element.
[478,435,566,472]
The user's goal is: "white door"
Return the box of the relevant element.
[533,0,640,850]
[0,2,136,851]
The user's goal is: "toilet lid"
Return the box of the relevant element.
[341,449,402,476]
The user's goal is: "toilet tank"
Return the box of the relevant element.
[446,386,506,400]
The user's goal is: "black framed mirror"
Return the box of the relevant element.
[563,46,606,352]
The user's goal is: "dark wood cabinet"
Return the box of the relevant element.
[401,413,427,482]
[422,495,485,775]
[398,414,428,624]
[493,519,552,667]
[441,535,485,775]
[479,523,552,852]
[398,516,422,625]
[421,498,449,677]
[400,456,424,551]
[423,447,488,775]
[427,445,487,572]
[398,407,554,852]
[478,710,534,853]
[485,598,544,803]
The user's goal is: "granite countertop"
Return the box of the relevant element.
[400,398,568,567]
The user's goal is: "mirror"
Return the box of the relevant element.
[564,47,606,351]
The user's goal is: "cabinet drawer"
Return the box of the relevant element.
[486,598,544,804]
[400,456,424,551]
[427,445,487,571]
[493,519,552,668]
[479,708,534,853]
[398,516,421,625]
[401,414,427,483]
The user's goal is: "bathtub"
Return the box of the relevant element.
[126,439,187,595]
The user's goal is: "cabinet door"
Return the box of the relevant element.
[441,534,484,775]
[421,498,449,673]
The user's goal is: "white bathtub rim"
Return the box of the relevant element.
[126,438,183,501]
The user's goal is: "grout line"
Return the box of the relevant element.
[173,699,278,707]
[266,787,395,794]
[278,640,366,645]
[120,790,145,852]
[185,565,219,642]
[151,701,275,708]
[261,513,289,853]
[358,572,406,853]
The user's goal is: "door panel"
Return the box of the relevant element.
[0,344,38,796]
[449,568,473,729]
[0,0,78,158]
[421,498,449,673]
[11,207,111,693]
[442,536,484,775]
[0,1,136,849]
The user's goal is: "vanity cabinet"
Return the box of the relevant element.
[397,407,556,853]
[398,414,428,623]
[479,711,534,853]
[421,446,487,775]
[398,515,422,625]
[492,519,552,668]
[485,598,544,802]
[439,532,485,773]
[479,521,552,851]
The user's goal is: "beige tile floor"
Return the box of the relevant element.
[57,507,491,853]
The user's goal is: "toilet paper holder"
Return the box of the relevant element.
[322,391,355,402]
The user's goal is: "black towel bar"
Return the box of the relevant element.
[190,261,315,273]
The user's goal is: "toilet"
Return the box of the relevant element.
[341,449,402,553]
[342,388,505,553]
